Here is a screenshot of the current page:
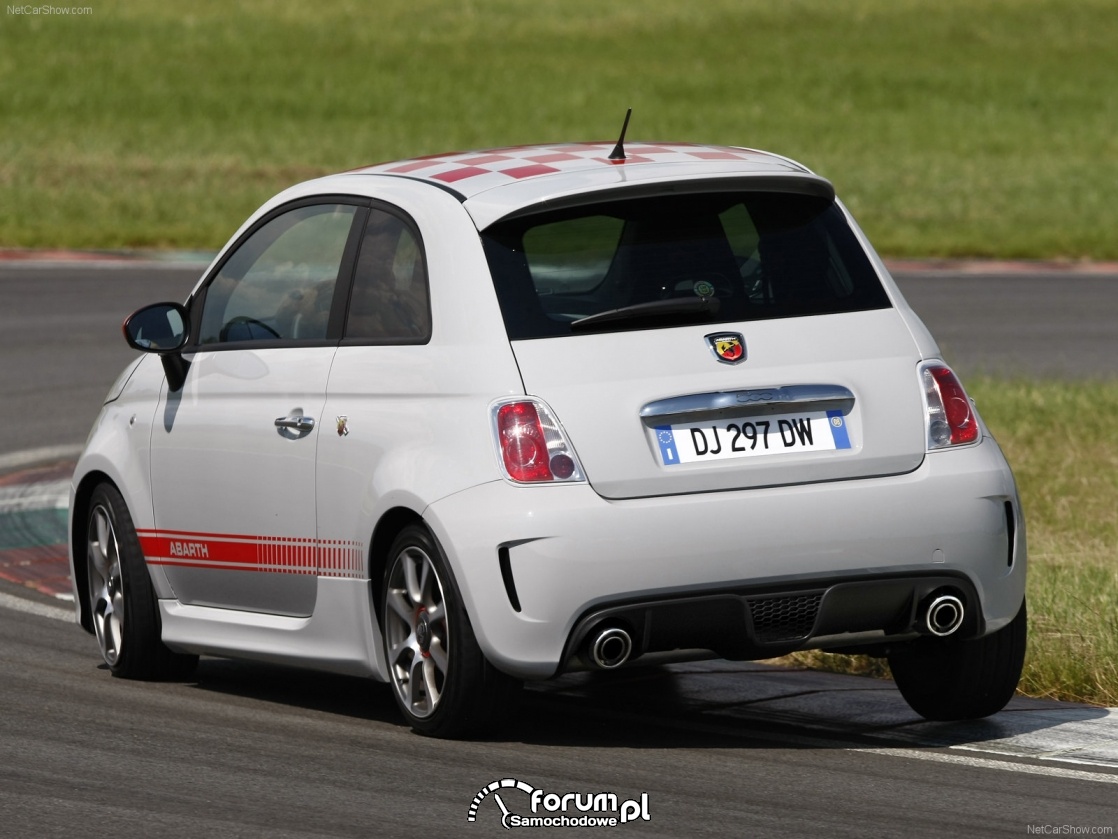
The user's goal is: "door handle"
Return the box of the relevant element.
[274,415,316,432]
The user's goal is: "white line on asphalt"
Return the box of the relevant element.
[0,590,72,622]
[861,747,1118,785]
[0,445,82,472]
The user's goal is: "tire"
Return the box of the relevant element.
[85,483,198,681]
[381,524,520,738]
[888,599,1027,721]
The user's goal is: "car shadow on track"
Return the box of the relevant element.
[182,656,1115,759]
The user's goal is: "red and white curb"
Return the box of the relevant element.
[0,447,79,601]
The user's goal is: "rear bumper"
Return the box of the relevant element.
[561,571,984,669]
[425,437,1025,679]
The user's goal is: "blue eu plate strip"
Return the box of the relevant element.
[827,410,852,449]
[655,426,679,465]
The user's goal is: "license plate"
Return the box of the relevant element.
[654,410,851,465]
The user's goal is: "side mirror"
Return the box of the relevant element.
[123,302,191,391]
[123,302,189,352]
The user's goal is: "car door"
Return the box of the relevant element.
[147,200,367,616]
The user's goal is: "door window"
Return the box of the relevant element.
[198,204,359,344]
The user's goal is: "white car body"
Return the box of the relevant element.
[69,141,1026,735]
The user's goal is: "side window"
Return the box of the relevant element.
[345,209,431,342]
[198,204,358,345]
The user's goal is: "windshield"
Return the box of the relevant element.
[481,191,891,339]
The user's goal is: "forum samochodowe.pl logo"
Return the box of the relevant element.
[467,778,651,829]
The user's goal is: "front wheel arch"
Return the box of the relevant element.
[70,470,115,635]
[82,480,197,680]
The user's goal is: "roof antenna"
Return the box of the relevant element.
[608,108,633,161]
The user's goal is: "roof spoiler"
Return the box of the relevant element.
[473,172,836,230]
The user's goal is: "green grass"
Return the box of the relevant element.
[975,379,1118,706]
[778,379,1118,708]
[2,0,1118,256]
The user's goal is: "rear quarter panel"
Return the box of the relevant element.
[314,184,527,582]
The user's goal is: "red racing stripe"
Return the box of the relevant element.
[136,530,364,578]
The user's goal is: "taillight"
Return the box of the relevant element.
[492,399,585,484]
[921,363,980,449]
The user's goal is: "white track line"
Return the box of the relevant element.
[862,746,1118,784]
[0,445,82,472]
[0,590,72,622]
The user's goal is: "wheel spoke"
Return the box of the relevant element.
[88,571,108,618]
[390,622,421,657]
[403,549,424,604]
[105,590,123,659]
[407,654,428,712]
[95,509,110,554]
[421,656,441,708]
[110,586,125,625]
[386,588,414,623]
[88,508,113,580]
[428,635,448,674]
[416,555,432,605]
[93,571,122,662]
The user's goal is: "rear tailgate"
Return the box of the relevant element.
[509,308,926,499]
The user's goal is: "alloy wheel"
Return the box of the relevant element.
[87,502,125,667]
[384,543,450,719]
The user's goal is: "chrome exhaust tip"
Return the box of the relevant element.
[588,626,633,669]
[923,593,965,637]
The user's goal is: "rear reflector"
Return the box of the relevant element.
[492,398,585,484]
[921,363,980,449]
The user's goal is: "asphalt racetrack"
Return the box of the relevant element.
[1,261,1116,837]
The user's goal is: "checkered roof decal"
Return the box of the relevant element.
[353,143,784,198]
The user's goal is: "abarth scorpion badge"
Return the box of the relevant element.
[706,332,746,364]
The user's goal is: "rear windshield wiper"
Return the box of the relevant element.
[569,297,721,332]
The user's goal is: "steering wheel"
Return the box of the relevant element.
[219,315,281,342]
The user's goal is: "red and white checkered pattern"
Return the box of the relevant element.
[355,143,773,197]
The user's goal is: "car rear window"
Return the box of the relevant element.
[481,191,891,339]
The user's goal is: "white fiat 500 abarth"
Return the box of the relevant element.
[69,140,1026,737]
